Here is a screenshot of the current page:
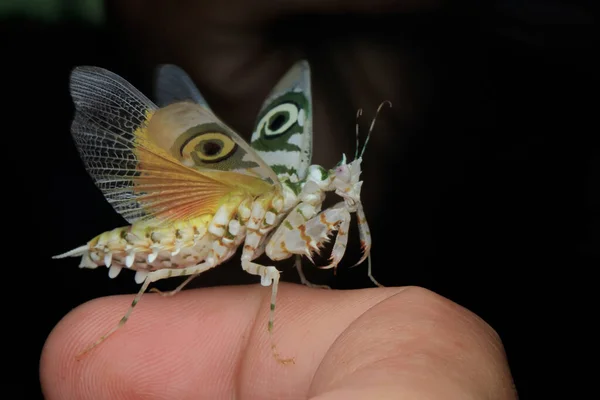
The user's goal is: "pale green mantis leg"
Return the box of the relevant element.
[76,258,219,358]
[295,255,331,289]
[367,254,384,288]
[149,274,199,297]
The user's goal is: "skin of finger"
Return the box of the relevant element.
[40,283,405,400]
[40,284,516,400]
[309,287,518,400]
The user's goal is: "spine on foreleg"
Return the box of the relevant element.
[353,203,372,265]
[265,202,320,261]
[267,202,351,270]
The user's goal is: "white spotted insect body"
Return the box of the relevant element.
[54,61,389,361]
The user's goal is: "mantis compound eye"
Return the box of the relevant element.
[335,164,351,182]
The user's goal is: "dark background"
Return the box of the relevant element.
[4,1,595,398]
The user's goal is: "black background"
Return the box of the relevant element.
[4,1,596,398]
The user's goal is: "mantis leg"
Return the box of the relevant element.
[295,255,331,289]
[76,258,218,358]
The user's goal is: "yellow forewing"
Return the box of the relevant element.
[69,66,277,225]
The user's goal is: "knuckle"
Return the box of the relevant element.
[396,286,503,348]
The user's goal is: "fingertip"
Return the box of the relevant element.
[40,296,128,400]
[39,288,259,400]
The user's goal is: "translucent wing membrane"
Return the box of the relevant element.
[70,66,159,223]
[70,66,275,225]
[154,64,211,110]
